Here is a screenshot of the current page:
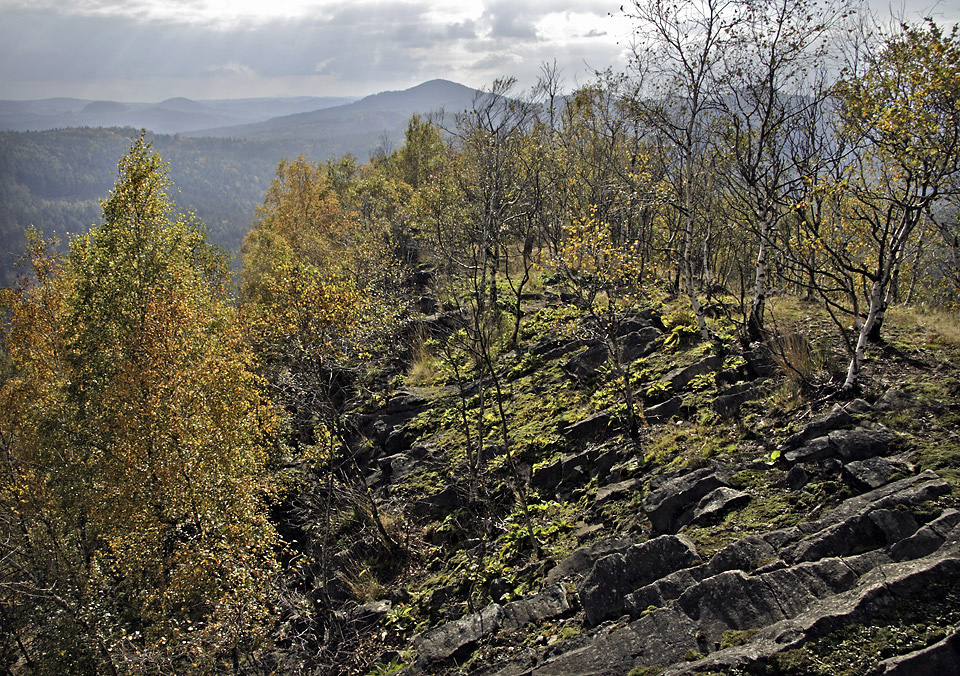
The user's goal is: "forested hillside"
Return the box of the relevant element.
[2,4,960,676]
[0,80,483,284]
[0,128,342,283]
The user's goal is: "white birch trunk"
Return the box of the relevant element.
[749,205,772,339]
[843,278,884,390]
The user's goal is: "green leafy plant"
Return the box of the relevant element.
[383,603,415,632]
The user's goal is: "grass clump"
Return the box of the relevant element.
[627,667,665,676]
[720,628,759,650]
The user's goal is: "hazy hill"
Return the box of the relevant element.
[186,79,481,150]
[0,79,493,283]
[0,95,357,134]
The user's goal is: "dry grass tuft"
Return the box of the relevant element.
[407,344,439,386]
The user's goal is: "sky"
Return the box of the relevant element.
[1,0,957,103]
[0,0,638,101]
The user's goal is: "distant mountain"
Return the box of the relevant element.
[186,79,482,158]
[0,95,358,134]
[0,80,488,282]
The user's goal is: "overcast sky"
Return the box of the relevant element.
[1,0,956,102]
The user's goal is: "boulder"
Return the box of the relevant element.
[782,436,834,464]
[624,567,704,616]
[643,467,729,533]
[662,354,724,392]
[785,464,810,490]
[686,487,750,526]
[704,534,780,576]
[546,536,633,584]
[781,404,853,450]
[561,343,608,382]
[595,478,643,507]
[580,535,700,625]
[645,396,683,425]
[422,484,467,509]
[415,602,504,667]
[348,600,393,624]
[500,584,570,632]
[414,585,570,669]
[713,382,766,419]
[784,423,896,465]
[843,398,873,415]
[563,411,618,441]
[532,445,623,494]
[561,329,663,383]
[613,309,666,335]
[531,335,588,361]
[876,387,917,412]
[829,424,897,462]
[384,390,429,414]
[530,457,563,491]
[618,327,664,363]
[843,455,903,490]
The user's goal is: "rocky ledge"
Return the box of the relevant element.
[339,307,960,676]
[402,469,958,676]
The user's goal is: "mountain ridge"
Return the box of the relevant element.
[0,79,483,138]
[0,94,359,134]
[184,78,481,140]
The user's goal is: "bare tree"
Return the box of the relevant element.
[626,0,744,341]
[719,0,849,341]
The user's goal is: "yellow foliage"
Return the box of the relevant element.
[0,136,281,675]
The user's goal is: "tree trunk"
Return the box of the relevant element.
[748,208,772,342]
[868,209,918,343]
[844,278,884,390]
[683,158,709,341]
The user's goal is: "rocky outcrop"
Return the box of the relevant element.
[330,293,960,676]
[546,537,634,585]
[579,535,700,625]
[413,585,571,671]
[842,454,910,489]
[531,443,623,495]
[645,396,683,424]
[458,470,958,676]
[712,381,768,419]
[687,486,750,525]
[642,466,731,533]
[561,327,663,382]
[661,354,724,392]
[778,401,899,468]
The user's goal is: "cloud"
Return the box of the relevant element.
[206,62,257,76]
[0,1,637,100]
[481,3,540,40]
